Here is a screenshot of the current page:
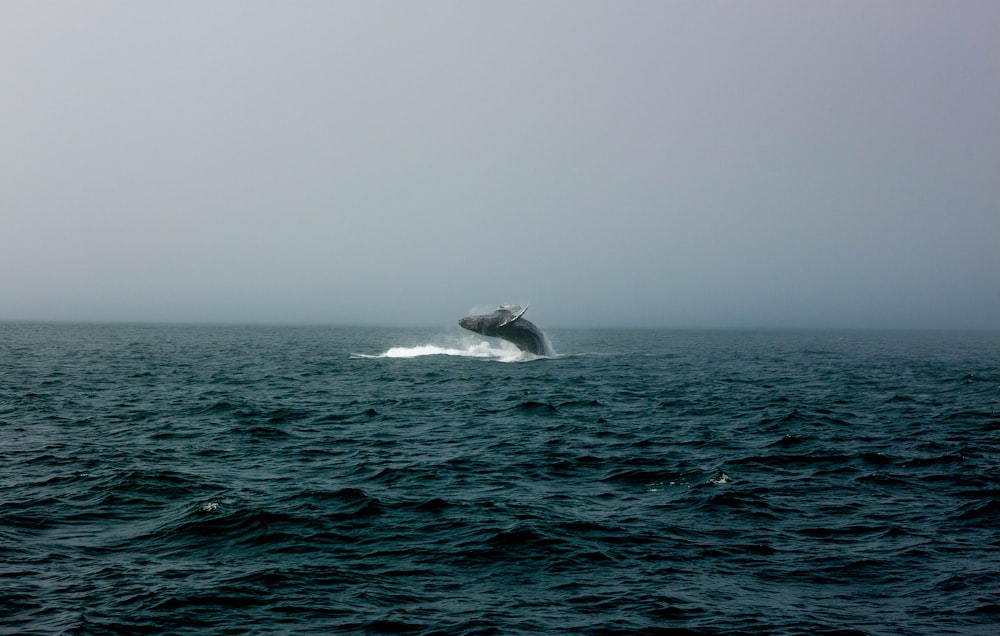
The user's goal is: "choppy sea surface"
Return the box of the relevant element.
[1,323,998,635]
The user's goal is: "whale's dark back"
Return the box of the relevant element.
[459,305,552,356]
[494,318,551,356]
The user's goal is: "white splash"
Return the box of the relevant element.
[353,337,533,362]
[709,472,732,485]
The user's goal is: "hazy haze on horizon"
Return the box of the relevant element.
[2,1,998,329]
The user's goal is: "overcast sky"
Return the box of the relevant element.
[2,1,997,328]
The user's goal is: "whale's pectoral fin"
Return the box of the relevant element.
[499,305,529,327]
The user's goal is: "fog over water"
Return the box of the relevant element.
[2,1,998,328]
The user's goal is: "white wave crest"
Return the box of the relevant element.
[353,337,535,362]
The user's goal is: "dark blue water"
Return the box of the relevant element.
[2,324,998,635]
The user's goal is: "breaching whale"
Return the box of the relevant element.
[458,304,553,356]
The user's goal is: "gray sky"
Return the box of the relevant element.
[2,1,998,329]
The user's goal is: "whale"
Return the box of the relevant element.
[459,304,553,356]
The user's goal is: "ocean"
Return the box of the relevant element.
[1,323,998,635]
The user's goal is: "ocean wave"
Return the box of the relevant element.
[2,325,998,634]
